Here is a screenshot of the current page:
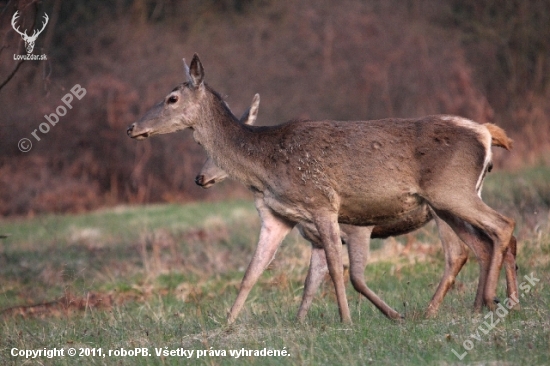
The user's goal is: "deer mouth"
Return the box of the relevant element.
[127,124,152,140]
[132,132,150,140]
[195,175,215,189]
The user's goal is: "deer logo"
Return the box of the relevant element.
[11,11,49,54]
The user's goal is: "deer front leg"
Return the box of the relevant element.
[227,199,293,324]
[346,226,403,320]
[314,213,351,324]
[297,246,328,322]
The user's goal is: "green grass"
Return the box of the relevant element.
[0,168,549,365]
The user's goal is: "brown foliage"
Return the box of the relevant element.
[0,0,548,216]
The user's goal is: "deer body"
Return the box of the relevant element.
[201,118,459,221]
[196,97,518,321]
[128,54,516,324]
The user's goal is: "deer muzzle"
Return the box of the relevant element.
[195,175,215,189]
[127,123,150,140]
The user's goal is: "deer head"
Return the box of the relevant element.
[12,11,49,54]
[127,54,219,140]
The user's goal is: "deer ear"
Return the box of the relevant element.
[239,94,260,125]
[188,53,204,88]
[239,107,250,124]
[246,93,260,126]
[183,58,191,80]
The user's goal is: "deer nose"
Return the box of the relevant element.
[195,175,205,186]
[126,124,135,136]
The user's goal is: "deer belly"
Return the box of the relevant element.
[338,191,423,226]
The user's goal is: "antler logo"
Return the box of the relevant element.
[11,11,49,54]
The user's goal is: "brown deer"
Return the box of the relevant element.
[127,54,516,324]
[195,94,518,320]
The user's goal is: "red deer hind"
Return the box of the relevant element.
[127,54,517,324]
[194,93,518,321]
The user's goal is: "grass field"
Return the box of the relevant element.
[1,166,549,365]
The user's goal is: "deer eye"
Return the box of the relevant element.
[167,95,178,104]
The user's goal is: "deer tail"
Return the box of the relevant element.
[484,123,513,150]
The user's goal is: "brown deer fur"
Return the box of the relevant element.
[127,54,516,324]
[195,94,518,321]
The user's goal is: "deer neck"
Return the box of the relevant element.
[192,91,266,191]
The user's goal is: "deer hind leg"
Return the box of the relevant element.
[434,210,499,311]
[297,246,329,322]
[428,195,515,311]
[426,212,470,317]
[314,213,351,323]
[346,226,403,320]
[227,200,294,324]
[434,211,498,311]
[504,235,520,309]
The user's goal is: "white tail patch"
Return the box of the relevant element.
[477,129,492,196]
[440,116,492,196]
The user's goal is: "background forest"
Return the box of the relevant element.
[1,0,549,216]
